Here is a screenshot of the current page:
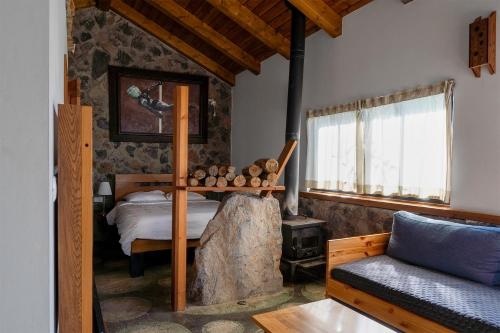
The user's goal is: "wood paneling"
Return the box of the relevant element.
[109,0,236,85]
[172,86,189,311]
[206,0,291,59]
[76,0,375,82]
[150,0,261,74]
[58,104,93,333]
[301,191,500,225]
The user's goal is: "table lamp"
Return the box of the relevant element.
[97,181,112,216]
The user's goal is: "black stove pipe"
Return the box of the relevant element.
[283,5,305,219]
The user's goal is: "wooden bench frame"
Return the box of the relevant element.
[326,233,455,333]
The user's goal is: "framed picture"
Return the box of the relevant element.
[108,66,208,143]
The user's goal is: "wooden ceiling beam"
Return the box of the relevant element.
[75,0,95,9]
[109,0,235,85]
[148,0,261,74]
[287,0,342,37]
[206,0,290,59]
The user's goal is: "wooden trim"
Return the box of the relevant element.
[287,0,342,37]
[150,0,260,74]
[326,233,390,271]
[301,191,500,225]
[64,55,69,104]
[488,11,496,75]
[172,86,189,311]
[131,239,200,254]
[115,173,174,201]
[116,173,173,183]
[206,0,290,59]
[189,185,285,192]
[109,0,236,85]
[58,104,93,333]
[327,280,455,333]
[326,233,390,283]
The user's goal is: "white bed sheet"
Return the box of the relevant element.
[106,199,220,255]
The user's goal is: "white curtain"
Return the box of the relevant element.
[306,111,357,192]
[362,94,448,200]
[305,80,454,203]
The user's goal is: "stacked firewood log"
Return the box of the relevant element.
[187,158,279,188]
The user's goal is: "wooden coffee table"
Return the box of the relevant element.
[253,299,397,333]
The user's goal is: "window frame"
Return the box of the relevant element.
[305,80,455,204]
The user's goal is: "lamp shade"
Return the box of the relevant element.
[97,181,112,196]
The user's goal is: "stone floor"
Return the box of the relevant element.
[95,253,325,333]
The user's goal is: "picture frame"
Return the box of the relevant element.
[108,66,208,143]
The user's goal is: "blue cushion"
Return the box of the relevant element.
[387,211,500,286]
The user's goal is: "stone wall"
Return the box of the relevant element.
[295,196,496,240]
[69,7,232,185]
[273,193,393,240]
[298,197,394,240]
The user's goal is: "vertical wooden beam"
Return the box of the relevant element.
[68,79,81,105]
[172,85,189,311]
[58,104,93,332]
[64,55,69,104]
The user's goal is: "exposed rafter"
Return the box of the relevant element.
[206,0,291,59]
[287,0,342,37]
[149,0,261,74]
[109,0,235,85]
[75,0,95,9]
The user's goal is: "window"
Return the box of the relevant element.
[306,80,454,203]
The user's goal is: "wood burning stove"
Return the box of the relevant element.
[282,218,325,260]
[281,217,326,281]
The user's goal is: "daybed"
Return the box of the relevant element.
[326,211,500,333]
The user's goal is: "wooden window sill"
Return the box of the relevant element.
[300,191,500,225]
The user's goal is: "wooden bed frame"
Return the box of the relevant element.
[114,173,205,277]
[326,233,455,333]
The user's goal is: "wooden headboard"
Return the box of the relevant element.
[115,174,174,202]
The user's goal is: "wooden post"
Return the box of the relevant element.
[58,104,93,332]
[172,85,189,311]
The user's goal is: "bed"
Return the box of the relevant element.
[107,174,220,276]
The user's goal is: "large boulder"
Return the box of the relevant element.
[189,193,283,305]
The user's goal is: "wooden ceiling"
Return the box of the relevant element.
[75,0,373,85]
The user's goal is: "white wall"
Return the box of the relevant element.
[232,0,500,215]
[0,0,66,331]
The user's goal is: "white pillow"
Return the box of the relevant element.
[124,190,167,202]
[164,192,206,201]
[188,192,206,201]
